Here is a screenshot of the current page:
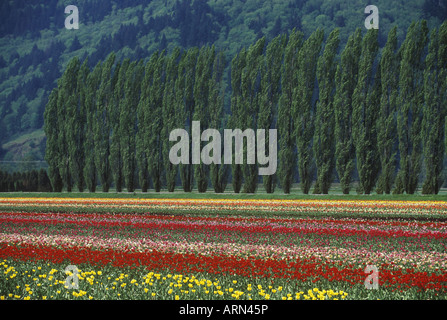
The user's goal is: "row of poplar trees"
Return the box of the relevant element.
[45,46,228,193]
[44,20,447,194]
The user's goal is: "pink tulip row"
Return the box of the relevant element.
[1,231,445,271]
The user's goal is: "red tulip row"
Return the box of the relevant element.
[1,242,445,292]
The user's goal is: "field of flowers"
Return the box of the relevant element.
[0,197,446,300]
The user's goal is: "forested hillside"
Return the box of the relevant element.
[0,0,445,170]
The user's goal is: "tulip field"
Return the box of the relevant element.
[0,196,446,300]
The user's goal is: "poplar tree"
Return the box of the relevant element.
[147,52,166,192]
[259,34,286,193]
[208,50,228,193]
[193,46,214,193]
[313,29,340,194]
[121,60,144,192]
[441,21,447,188]
[240,37,265,193]
[278,29,303,193]
[422,22,447,194]
[293,29,324,194]
[67,58,89,192]
[352,29,380,194]
[176,48,199,192]
[94,53,116,192]
[376,27,399,194]
[110,60,126,192]
[395,21,429,194]
[333,28,362,194]
[137,54,157,192]
[229,48,246,193]
[58,57,80,192]
[43,88,63,192]
[163,48,181,192]
[83,61,102,192]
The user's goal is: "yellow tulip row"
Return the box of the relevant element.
[0,259,348,300]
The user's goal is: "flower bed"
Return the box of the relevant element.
[0,197,446,300]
